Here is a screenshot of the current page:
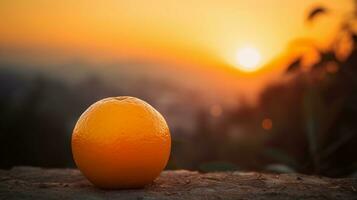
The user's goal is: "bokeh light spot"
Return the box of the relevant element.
[262,118,273,130]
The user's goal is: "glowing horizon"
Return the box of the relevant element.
[0,0,354,103]
[0,0,352,68]
[235,46,262,72]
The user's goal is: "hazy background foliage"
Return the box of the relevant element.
[0,2,357,177]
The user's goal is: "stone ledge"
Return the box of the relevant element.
[0,167,356,200]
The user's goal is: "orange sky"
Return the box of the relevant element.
[0,0,354,103]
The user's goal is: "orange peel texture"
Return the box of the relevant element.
[72,96,171,189]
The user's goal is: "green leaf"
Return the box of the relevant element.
[265,164,296,174]
[264,148,299,169]
[303,88,319,160]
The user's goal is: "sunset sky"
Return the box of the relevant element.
[0,0,354,102]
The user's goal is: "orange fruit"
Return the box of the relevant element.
[71,96,171,189]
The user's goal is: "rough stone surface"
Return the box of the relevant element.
[0,167,356,200]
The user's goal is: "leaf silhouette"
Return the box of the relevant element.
[320,52,337,63]
[307,6,328,22]
[286,57,302,73]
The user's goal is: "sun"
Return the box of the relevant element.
[235,46,262,72]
